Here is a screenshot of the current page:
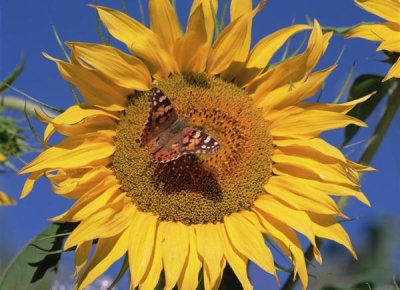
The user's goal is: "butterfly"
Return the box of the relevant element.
[140,87,220,163]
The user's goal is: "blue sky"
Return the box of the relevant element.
[1,0,399,289]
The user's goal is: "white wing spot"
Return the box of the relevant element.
[153,101,157,106]
[156,89,161,93]
[204,136,211,143]
[201,145,206,149]
[159,95,166,102]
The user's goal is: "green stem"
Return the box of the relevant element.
[359,82,400,165]
[1,95,57,118]
[138,0,146,25]
[281,80,400,290]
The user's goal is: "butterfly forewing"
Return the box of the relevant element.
[140,88,178,147]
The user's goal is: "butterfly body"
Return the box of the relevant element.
[149,118,189,154]
[140,88,220,163]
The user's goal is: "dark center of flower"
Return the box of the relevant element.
[112,73,273,224]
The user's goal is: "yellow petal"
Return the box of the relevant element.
[254,197,316,246]
[0,153,6,162]
[195,223,224,289]
[224,212,277,280]
[139,222,164,290]
[274,138,346,163]
[257,65,336,111]
[265,105,304,123]
[43,104,118,143]
[129,212,158,288]
[177,227,202,290]
[20,171,43,198]
[174,4,209,73]
[346,22,400,42]
[272,152,358,187]
[51,115,117,142]
[212,258,226,290]
[93,5,175,78]
[269,109,366,138]
[307,212,357,259]
[302,93,372,114]
[220,0,253,81]
[348,160,376,172]
[270,174,365,203]
[274,161,370,206]
[44,53,128,111]
[33,108,57,124]
[0,192,15,205]
[355,0,400,23]
[64,198,134,249]
[52,176,121,222]
[149,0,182,51]
[254,196,322,263]
[254,211,308,290]
[218,223,253,290]
[75,241,93,275]
[190,0,218,45]
[52,166,113,199]
[76,229,130,290]
[207,1,266,75]
[236,24,310,87]
[230,0,252,21]
[247,20,325,98]
[67,42,151,90]
[384,56,400,80]
[377,39,400,53]
[265,175,343,216]
[20,132,115,174]
[162,222,189,290]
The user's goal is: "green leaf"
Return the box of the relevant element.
[322,282,374,290]
[0,56,24,95]
[218,265,242,290]
[343,74,393,146]
[154,271,166,290]
[0,223,75,290]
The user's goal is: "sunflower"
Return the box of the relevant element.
[20,1,371,289]
[347,0,400,80]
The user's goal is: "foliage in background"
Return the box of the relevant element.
[311,216,400,290]
[0,56,28,206]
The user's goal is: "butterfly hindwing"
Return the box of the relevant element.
[152,127,220,163]
[140,88,178,147]
[180,128,220,154]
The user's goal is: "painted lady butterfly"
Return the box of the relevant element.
[140,88,220,163]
